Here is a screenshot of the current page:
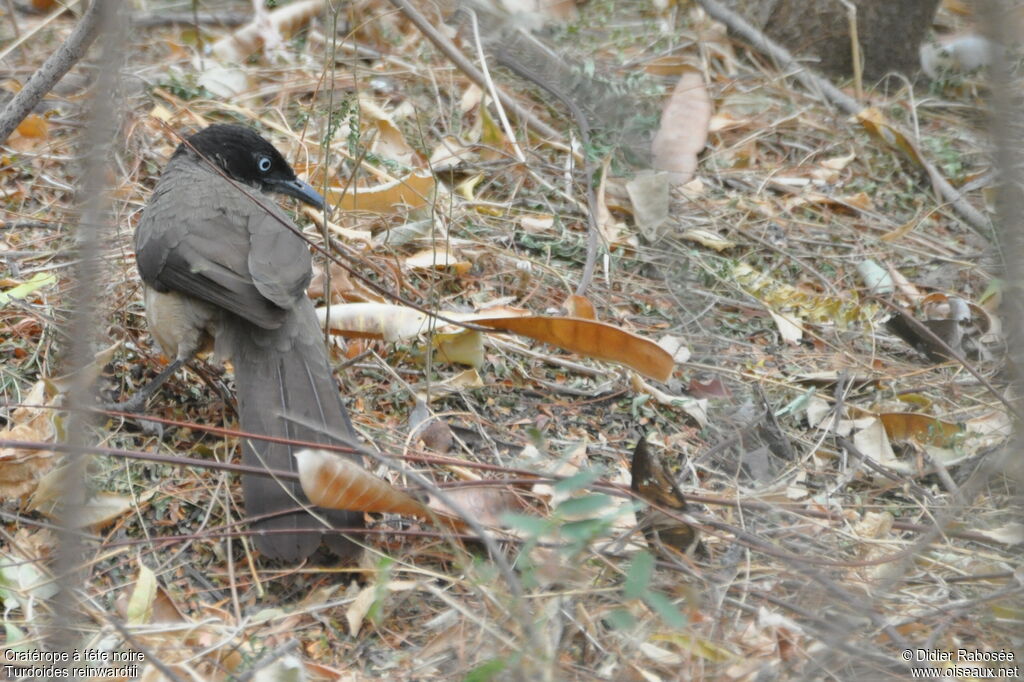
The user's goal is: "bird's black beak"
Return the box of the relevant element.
[268,177,327,211]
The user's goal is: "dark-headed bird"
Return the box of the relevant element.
[131,124,362,561]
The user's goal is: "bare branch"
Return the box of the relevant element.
[0,0,104,144]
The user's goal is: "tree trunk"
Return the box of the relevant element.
[720,0,940,80]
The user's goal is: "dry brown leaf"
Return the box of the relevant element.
[211,0,326,61]
[478,105,512,163]
[877,413,963,448]
[630,374,708,427]
[361,96,421,168]
[785,191,873,213]
[971,523,1024,546]
[0,380,57,499]
[428,486,523,527]
[473,315,674,382]
[295,449,428,516]
[405,245,472,274]
[595,158,626,245]
[16,114,48,139]
[499,0,576,21]
[564,295,596,320]
[625,171,669,241]
[434,330,485,367]
[518,214,555,233]
[307,261,357,304]
[301,206,374,246]
[31,480,140,530]
[644,55,693,76]
[460,83,484,113]
[296,450,465,533]
[196,63,249,98]
[151,584,190,624]
[429,134,477,171]
[631,437,698,557]
[708,111,748,133]
[346,580,417,637]
[768,309,804,344]
[7,113,51,152]
[852,417,900,470]
[656,335,691,363]
[346,585,377,637]
[318,303,671,379]
[855,108,927,168]
[820,152,857,171]
[126,562,157,625]
[651,71,712,185]
[326,169,437,213]
[443,368,484,389]
[680,228,735,252]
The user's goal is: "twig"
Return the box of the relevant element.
[466,10,525,163]
[0,0,100,144]
[129,10,249,28]
[0,0,78,63]
[384,0,561,142]
[873,296,1022,422]
[102,617,187,682]
[3,0,20,43]
[474,23,603,295]
[233,641,300,682]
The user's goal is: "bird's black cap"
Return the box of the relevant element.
[176,124,325,209]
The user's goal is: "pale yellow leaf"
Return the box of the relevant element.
[346,585,377,637]
[316,303,431,341]
[126,563,157,625]
[681,228,735,251]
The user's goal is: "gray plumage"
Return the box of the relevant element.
[134,125,362,561]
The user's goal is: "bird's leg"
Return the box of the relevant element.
[103,356,189,413]
[190,360,237,418]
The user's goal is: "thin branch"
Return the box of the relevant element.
[50,0,122,662]
[0,0,102,144]
[384,0,561,142]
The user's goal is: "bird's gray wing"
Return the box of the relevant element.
[135,166,308,330]
[246,203,313,310]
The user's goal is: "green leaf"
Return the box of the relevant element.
[775,387,816,417]
[0,272,56,307]
[560,518,609,543]
[0,553,59,610]
[624,550,654,599]
[4,623,26,651]
[501,513,549,537]
[552,469,602,496]
[604,608,637,631]
[644,590,687,629]
[465,657,508,681]
[556,493,611,518]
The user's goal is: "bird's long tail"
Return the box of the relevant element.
[220,301,363,561]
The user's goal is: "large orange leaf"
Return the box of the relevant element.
[295,449,465,529]
[473,315,674,382]
[325,169,437,213]
[295,449,427,516]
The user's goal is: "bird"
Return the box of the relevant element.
[131,123,363,561]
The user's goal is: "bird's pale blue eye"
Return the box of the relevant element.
[257,156,272,172]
